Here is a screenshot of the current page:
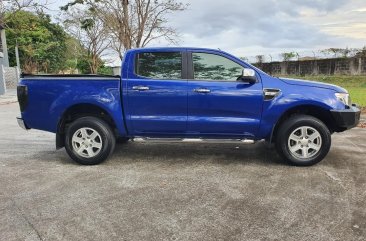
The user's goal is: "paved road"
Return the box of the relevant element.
[0,102,365,241]
[0,89,17,105]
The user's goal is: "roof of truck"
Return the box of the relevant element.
[127,47,228,53]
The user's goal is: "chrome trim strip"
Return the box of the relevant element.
[263,88,281,100]
[132,137,255,144]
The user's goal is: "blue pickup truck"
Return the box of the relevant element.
[17,47,360,166]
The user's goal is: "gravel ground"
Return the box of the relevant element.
[0,102,365,241]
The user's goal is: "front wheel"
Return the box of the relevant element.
[65,117,116,165]
[275,115,331,166]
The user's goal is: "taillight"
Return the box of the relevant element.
[17,85,28,112]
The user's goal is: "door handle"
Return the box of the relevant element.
[194,88,211,93]
[132,86,150,91]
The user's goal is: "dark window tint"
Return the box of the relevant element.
[135,52,182,79]
[193,53,243,81]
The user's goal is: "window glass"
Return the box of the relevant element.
[135,52,182,79]
[193,53,243,81]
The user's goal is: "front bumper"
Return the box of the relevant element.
[16,117,30,130]
[330,105,361,130]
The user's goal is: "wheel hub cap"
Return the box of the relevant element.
[287,126,322,159]
[72,127,103,158]
[300,138,309,146]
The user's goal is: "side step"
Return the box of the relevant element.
[132,137,255,144]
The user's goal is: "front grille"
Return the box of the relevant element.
[17,85,28,112]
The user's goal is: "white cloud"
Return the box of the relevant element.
[163,0,366,56]
[49,0,366,61]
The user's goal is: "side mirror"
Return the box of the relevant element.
[239,68,257,84]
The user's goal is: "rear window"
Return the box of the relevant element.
[135,52,182,79]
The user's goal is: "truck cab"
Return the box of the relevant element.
[17,47,361,166]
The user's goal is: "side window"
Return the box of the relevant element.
[135,52,182,79]
[193,53,244,81]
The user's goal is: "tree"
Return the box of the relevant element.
[1,0,50,25]
[62,0,188,59]
[355,46,366,58]
[280,52,297,62]
[63,9,111,73]
[240,57,249,62]
[3,0,50,11]
[320,48,345,58]
[256,55,264,64]
[5,11,67,73]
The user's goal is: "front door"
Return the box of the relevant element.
[125,51,187,136]
[187,51,263,138]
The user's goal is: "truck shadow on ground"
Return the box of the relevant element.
[39,140,284,166]
[108,140,285,166]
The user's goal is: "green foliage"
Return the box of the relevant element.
[60,0,86,11]
[97,65,113,75]
[5,11,67,73]
[76,55,93,74]
[4,10,106,74]
[62,37,91,73]
[74,53,109,74]
[256,55,265,64]
[280,52,297,61]
[320,48,353,58]
[355,47,366,58]
[80,18,95,30]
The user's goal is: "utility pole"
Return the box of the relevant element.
[0,24,9,67]
[0,0,9,66]
[0,52,5,95]
[15,40,20,81]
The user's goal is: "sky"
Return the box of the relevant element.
[48,0,366,63]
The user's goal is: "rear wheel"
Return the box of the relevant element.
[65,117,116,165]
[275,115,331,166]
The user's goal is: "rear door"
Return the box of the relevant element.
[124,50,188,136]
[187,51,263,138]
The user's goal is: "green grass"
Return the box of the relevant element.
[280,75,366,107]
[346,88,366,107]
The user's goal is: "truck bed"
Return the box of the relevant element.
[18,74,126,135]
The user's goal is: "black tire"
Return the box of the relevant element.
[275,115,331,166]
[117,137,130,144]
[65,117,116,165]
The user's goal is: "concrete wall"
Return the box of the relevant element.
[254,57,366,76]
[112,66,121,76]
[1,50,19,94]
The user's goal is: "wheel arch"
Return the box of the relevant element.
[56,103,118,149]
[269,104,336,143]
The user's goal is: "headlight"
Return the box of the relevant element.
[335,93,351,106]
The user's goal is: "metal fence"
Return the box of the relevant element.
[4,67,19,89]
[243,49,363,64]
[253,57,366,76]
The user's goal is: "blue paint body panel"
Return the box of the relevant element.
[19,47,348,141]
[20,77,127,136]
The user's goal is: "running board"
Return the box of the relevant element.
[132,137,255,144]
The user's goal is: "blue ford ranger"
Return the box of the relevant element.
[17,47,360,166]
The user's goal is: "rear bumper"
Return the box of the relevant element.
[16,117,30,130]
[330,105,361,130]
